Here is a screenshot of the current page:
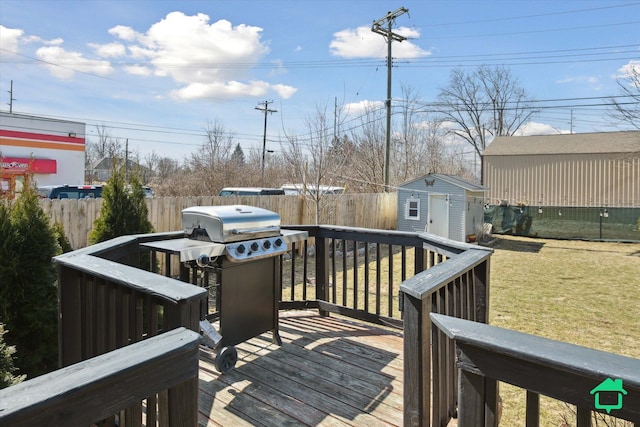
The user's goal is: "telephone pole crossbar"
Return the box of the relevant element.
[255,100,277,186]
[371,7,409,192]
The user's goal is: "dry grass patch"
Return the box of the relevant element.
[488,235,640,426]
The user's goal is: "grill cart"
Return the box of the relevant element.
[142,205,307,373]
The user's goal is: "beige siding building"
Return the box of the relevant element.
[483,131,640,207]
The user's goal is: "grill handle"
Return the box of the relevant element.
[230,226,279,235]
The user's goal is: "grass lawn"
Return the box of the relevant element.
[487,235,640,426]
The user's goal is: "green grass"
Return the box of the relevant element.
[488,235,640,426]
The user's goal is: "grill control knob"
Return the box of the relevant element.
[250,242,259,252]
[236,244,246,254]
[263,240,272,249]
[274,238,283,248]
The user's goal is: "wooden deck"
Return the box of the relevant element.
[197,310,404,427]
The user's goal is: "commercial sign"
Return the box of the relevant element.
[1,157,57,174]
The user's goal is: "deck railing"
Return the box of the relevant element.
[45,232,207,425]
[2,225,488,426]
[431,314,640,427]
[283,225,493,426]
[0,327,201,427]
[2,224,636,427]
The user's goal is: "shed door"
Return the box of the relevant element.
[428,194,449,238]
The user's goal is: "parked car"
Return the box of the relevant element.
[219,187,285,196]
[37,184,103,199]
[125,184,154,198]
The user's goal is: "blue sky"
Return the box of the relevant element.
[1,0,639,160]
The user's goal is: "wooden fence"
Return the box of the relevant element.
[40,193,398,250]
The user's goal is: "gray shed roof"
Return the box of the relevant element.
[399,173,487,192]
[484,131,640,156]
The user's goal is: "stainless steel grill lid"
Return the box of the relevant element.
[142,205,307,263]
[183,205,281,243]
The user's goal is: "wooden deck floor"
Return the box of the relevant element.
[197,310,404,427]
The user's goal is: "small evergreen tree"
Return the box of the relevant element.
[231,143,245,165]
[90,165,154,244]
[0,188,60,378]
[52,221,72,253]
[0,322,25,389]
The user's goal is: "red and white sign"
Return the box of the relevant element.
[1,157,57,174]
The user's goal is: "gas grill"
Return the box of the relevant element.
[142,205,308,373]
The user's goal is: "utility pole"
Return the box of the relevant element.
[125,138,129,181]
[255,100,277,186]
[372,7,408,192]
[8,80,16,113]
[569,109,574,134]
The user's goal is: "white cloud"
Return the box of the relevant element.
[272,83,297,99]
[614,60,640,79]
[45,38,64,46]
[35,46,113,79]
[108,25,139,42]
[124,64,153,76]
[90,42,126,58]
[171,80,296,100]
[556,75,603,91]
[108,12,295,100]
[514,121,567,136]
[344,100,385,115]
[330,26,430,59]
[171,80,266,100]
[0,25,24,55]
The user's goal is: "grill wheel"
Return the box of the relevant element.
[215,346,238,373]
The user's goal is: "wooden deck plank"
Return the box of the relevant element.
[198,310,404,427]
[251,334,404,401]
[201,350,347,427]
[247,336,403,406]
[235,341,403,425]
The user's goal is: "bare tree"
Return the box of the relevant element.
[180,120,238,195]
[609,63,640,129]
[282,101,351,224]
[394,85,467,184]
[85,125,126,183]
[191,120,235,168]
[346,104,386,193]
[436,66,536,165]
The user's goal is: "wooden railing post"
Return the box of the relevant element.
[168,376,199,427]
[315,234,330,316]
[473,258,490,324]
[58,264,83,367]
[458,368,485,426]
[403,292,431,427]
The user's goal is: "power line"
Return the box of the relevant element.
[421,2,640,27]
[4,94,636,153]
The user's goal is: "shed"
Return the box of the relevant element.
[397,174,487,242]
[483,131,640,207]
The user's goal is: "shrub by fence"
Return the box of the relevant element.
[39,193,398,249]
